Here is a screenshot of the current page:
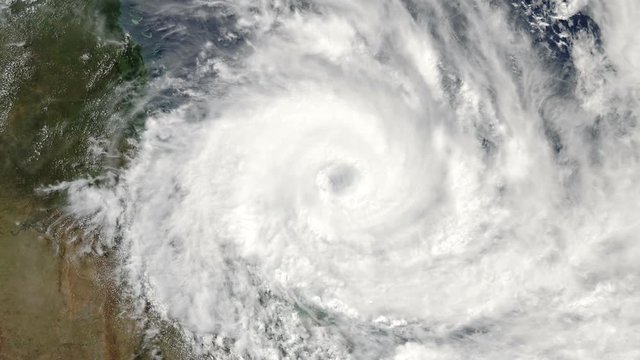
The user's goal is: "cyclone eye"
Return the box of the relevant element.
[316,164,360,195]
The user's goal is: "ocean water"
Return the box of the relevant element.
[51,0,640,358]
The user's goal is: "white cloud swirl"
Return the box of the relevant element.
[62,0,640,358]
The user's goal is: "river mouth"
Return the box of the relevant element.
[3,0,640,359]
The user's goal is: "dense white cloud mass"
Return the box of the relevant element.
[61,0,640,358]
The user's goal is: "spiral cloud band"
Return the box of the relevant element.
[63,0,640,358]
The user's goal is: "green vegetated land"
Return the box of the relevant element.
[0,0,145,191]
[0,0,152,358]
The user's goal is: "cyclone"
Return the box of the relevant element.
[61,0,640,358]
